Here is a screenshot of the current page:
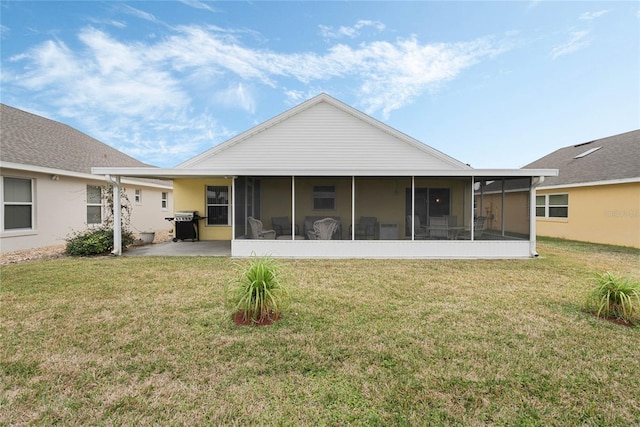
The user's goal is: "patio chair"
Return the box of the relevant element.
[350,216,378,239]
[429,217,449,239]
[247,216,276,239]
[271,216,299,237]
[407,215,429,239]
[458,216,487,240]
[307,218,339,240]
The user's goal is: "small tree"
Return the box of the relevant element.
[66,185,135,256]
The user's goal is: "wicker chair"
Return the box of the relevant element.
[247,216,276,239]
[307,218,339,240]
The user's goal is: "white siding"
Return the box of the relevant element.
[185,101,467,172]
[232,239,535,259]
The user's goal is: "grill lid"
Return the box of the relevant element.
[174,211,195,221]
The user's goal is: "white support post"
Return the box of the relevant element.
[501,178,506,237]
[470,176,475,241]
[412,176,416,240]
[291,176,295,240]
[351,176,355,240]
[231,177,236,240]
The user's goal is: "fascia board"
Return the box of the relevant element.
[0,162,172,189]
[2,161,105,181]
[92,166,558,179]
[538,177,640,190]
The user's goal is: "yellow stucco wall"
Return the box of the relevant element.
[536,182,640,248]
[478,192,530,235]
[173,178,233,240]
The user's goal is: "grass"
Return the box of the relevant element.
[1,239,639,426]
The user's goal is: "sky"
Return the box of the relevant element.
[1,1,638,169]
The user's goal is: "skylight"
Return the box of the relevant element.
[574,146,602,159]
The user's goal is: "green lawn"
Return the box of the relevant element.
[1,239,639,426]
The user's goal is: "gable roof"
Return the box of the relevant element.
[525,130,640,187]
[0,103,153,175]
[178,93,472,173]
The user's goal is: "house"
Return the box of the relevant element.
[0,104,173,253]
[93,93,557,258]
[526,130,639,248]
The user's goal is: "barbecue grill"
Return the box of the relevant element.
[165,211,205,242]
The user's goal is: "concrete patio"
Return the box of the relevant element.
[124,240,231,257]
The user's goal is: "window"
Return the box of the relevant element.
[536,194,568,218]
[313,185,336,210]
[134,189,142,204]
[161,192,168,210]
[3,177,33,230]
[87,185,103,225]
[206,186,229,225]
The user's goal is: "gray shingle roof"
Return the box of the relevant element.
[1,103,153,174]
[525,130,640,187]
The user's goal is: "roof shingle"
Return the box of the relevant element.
[525,130,640,186]
[1,103,153,174]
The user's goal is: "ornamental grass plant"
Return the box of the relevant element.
[587,271,640,324]
[230,256,289,324]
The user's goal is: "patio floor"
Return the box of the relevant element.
[124,240,231,257]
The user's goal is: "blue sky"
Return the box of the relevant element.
[1,1,638,168]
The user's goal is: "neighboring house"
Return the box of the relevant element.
[525,130,639,248]
[0,104,173,253]
[94,93,556,259]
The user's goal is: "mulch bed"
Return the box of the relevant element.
[232,311,282,326]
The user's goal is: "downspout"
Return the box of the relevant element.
[105,175,122,256]
[529,176,545,257]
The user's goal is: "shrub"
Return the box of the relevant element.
[66,226,135,256]
[587,272,640,324]
[230,256,288,324]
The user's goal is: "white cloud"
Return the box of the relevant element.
[178,0,217,12]
[120,5,162,24]
[1,24,10,39]
[3,22,508,163]
[550,30,590,59]
[215,83,256,113]
[579,10,609,20]
[319,20,386,39]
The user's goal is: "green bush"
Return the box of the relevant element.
[587,272,640,324]
[230,256,289,324]
[65,226,135,256]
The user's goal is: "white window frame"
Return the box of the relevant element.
[134,188,142,205]
[536,193,568,218]
[86,185,103,225]
[206,185,231,226]
[2,176,34,231]
[313,185,336,211]
[161,192,168,210]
